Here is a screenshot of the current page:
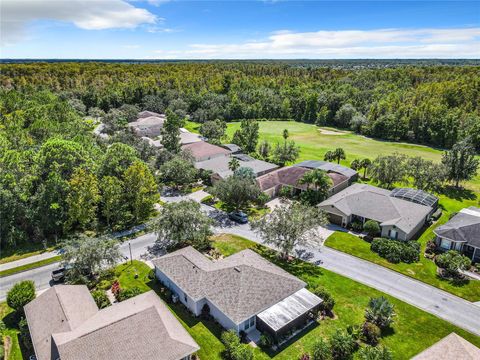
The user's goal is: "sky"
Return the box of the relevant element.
[1,0,479,59]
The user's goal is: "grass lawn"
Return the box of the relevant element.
[225,120,480,193]
[0,256,62,279]
[115,235,480,360]
[213,200,269,220]
[0,303,27,360]
[0,242,58,265]
[325,231,480,302]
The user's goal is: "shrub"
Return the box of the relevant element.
[425,240,437,255]
[436,250,471,278]
[231,344,253,360]
[201,303,211,318]
[299,354,311,360]
[365,297,396,329]
[351,221,363,232]
[116,286,143,301]
[259,333,275,348]
[358,346,392,360]
[371,238,420,264]
[97,279,114,290]
[329,329,356,360]
[279,185,294,198]
[256,192,270,206]
[312,338,332,360]
[362,322,381,345]
[221,330,241,358]
[7,280,36,313]
[313,286,335,314]
[18,317,33,351]
[363,220,380,237]
[91,290,111,309]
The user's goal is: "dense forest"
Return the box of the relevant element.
[1,61,479,250]
[1,62,479,149]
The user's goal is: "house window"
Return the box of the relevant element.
[440,239,451,250]
[244,316,255,331]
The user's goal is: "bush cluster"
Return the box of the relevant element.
[92,290,111,309]
[116,286,143,302]
[312,286,335,314]
[221,330,253,360]
[371,238,420,263]
[6,280,36,313]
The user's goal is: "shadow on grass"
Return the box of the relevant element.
[435,273,471,288]
[438,186,477,202]
[380,325,396,339]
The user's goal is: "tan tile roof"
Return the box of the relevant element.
[412,333,480,360]
[25,287,199,360]
[182,141,231,161]
[152,247,305,324]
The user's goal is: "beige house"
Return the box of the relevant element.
[412,333,480,360]
[24,286,199,360]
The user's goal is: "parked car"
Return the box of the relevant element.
[51,267,66,282]
[228,211,248,224]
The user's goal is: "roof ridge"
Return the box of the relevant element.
[54,287,73,329]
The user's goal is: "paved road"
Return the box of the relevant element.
[2,194,480,337]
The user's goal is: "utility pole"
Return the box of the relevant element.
[129,242,133,264]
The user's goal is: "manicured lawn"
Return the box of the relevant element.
[0,303,26,360]
[213,200,269,220]
[225,120,480,193]
[0,256,62,278]
[325,231,480,302]
[117,236,480,360]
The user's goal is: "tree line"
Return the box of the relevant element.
[1,62,479,150]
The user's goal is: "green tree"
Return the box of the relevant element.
[436,250,471,278]
[100,176,128,229]
[228,157,241,172]
[313,286,335,314]
[334,103,357,128]
[7,280,36,313]
[370,153,407,188]
[123,161,159,223]
[363,220,380,237]
[299,169,332,205]
[209,175,261,211]
[232,119,259,153]
[159,156,198,188]
[234,166,256,180]
[329,329,356,360]
[199,119,226,144]
[360,158,372,179]
[324,148,346,164]
[62,236,122,284]
[161,110,185,153]
[406,157,447,192]
[155,200,213,251]
[312,338,332,360]
[66,168,100,230]
[272,140,300,167]
[252,202,327,259]
[100,142,138,178]
[258,140,272,160]
[442,138,479,187]
[365,297,396,329]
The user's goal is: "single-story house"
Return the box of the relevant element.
[256,165,350,200]
[318,183,432,241]
[128,114,166,138]
[195,153,278,181]
[138,110,163,119]
[434,207,480,262]
[390,187,439,211]
[412,333,480,360]
[153,246,322,340]
[182,141,231,162]
[24,286,199,360]
[294,160,358,183]
[141,128,202,148]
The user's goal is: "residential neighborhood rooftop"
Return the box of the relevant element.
[390,187,438,208]
[434,207,480,247]
[256,166,311,192]
[294,160,358,178]
[182,141,231,162]
[319,183,432,235]
[152,246,306,324]
[195,154,278,179]
[128,114,166,138]
[411,333,480,360]
[25,286,199,360]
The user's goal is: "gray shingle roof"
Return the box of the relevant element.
[25,287,199,360]
[195,155,278,179]
[294,160,358,178]
[319,183,431,234]
[182,141,231,161]
[434,207,480,247]
[412,333,480,360]
[152,247,306,324]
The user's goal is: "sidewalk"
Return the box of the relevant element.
[0,251,60,272]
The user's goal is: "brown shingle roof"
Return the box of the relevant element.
[25,287,199,360]
[412,333,480,360]
[182,141,231,161]
[256,166,310,192]
[152,247,305,324]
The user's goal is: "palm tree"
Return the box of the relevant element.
[228,157,240,172]
[360,158,372,179]
[283,128,289,141]
[365,297,396,328]
[333,148,346,164]
[324,150,335,162]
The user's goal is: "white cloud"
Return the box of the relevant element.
[1,0,157,45]
[153,27,480,59]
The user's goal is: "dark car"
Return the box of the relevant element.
[228,211,248,224]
